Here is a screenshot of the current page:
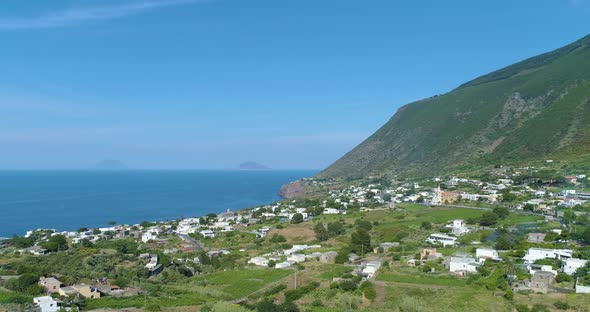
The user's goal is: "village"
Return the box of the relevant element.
[1,163,590,311]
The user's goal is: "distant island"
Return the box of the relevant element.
[92,159,128,170]
[237,161,270,170]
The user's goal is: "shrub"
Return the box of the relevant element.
[290,213,304,224]
[144,304,161,311]
[555,272,573,283]
[359,281,376,301]
[420,221,432,230]
[354,220,373,231]
[270,234,286,243]
[515,304,531,312]
[531,304,549,312]
[337,280,358,291]
[553,301,570,310]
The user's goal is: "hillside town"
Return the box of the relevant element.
[1,164,590,312]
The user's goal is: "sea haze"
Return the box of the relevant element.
[0,170,316,237]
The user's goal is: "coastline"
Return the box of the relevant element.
[0,170,317,237]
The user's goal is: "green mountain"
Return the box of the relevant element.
[320,34,590,178]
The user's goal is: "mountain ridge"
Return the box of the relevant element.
[319,34,590,179]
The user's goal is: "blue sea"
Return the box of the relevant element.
[0,170,316,237]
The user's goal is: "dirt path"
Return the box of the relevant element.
[372,280,387,307]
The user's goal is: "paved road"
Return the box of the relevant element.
[177,233,201,250]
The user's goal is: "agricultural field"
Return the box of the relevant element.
[193,268,292,299]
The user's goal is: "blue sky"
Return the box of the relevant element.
[0,0,589,170]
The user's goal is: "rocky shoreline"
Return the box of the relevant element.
[278,180,307,199]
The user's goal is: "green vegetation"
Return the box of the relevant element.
[194,269,291,299]
[377,272,467,287]
[319,34,590,179]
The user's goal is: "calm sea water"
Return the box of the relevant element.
[0,170,316,237]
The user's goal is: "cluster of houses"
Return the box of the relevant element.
[33,276,141,311]
[413,216,590,294]
[248,244,334,269]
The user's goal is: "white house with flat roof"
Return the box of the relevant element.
[449,256,479,274]
[33,296,60,312]
[248,257,269,267]
[563,258,588,275]
[287,254,306,263]
[523,248,573,264]
[199,230,216,238]
[476,248,501,263]
[446,219,470,236]
[426,233,457,247]
[323,208,342,215]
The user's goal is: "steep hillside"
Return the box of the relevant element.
[320,34,590,178]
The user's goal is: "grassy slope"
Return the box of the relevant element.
[320,34,590,178]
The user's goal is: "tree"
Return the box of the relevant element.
[108,220,117,226]
[291,213,304,224]
[355,219,373,231]
[9,235,34,248]
[45,234,68,252]
[350,228,371,255]
[493,207,510,219]
[420,221,432,230]
[270,234,287,243]
[495,235,512,250]
[563,209,577,225]
[581,227,590,245]
[523,203,535,211]
[479,212,499,226]
[335,247,351,264]
[5,274,40,293]
[313,223,329,241]
[79,238,94,248]
[327,222,344,236]
[500,189,516,202]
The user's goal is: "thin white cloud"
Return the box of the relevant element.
[0,0,201,30]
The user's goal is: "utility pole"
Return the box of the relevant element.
[294,269,297,290]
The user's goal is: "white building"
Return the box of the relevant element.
[426,233,457,247]
[446,219,470,236]
[360,261,382,279]
[523,248,573,264]
[220,226,234,232]
[461,193,480,201]
[275,262,291,269]
[287,254,306,263]
[449,256,479,274]
[431,186,442,205]
[141,231,159,243]
[284,244,314,255]
[476,248,501,263]
[33,296,60,312]
[199,230,216,238]
[563,258,588,275]
[248,257,269,267]
[323,208,342,215]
